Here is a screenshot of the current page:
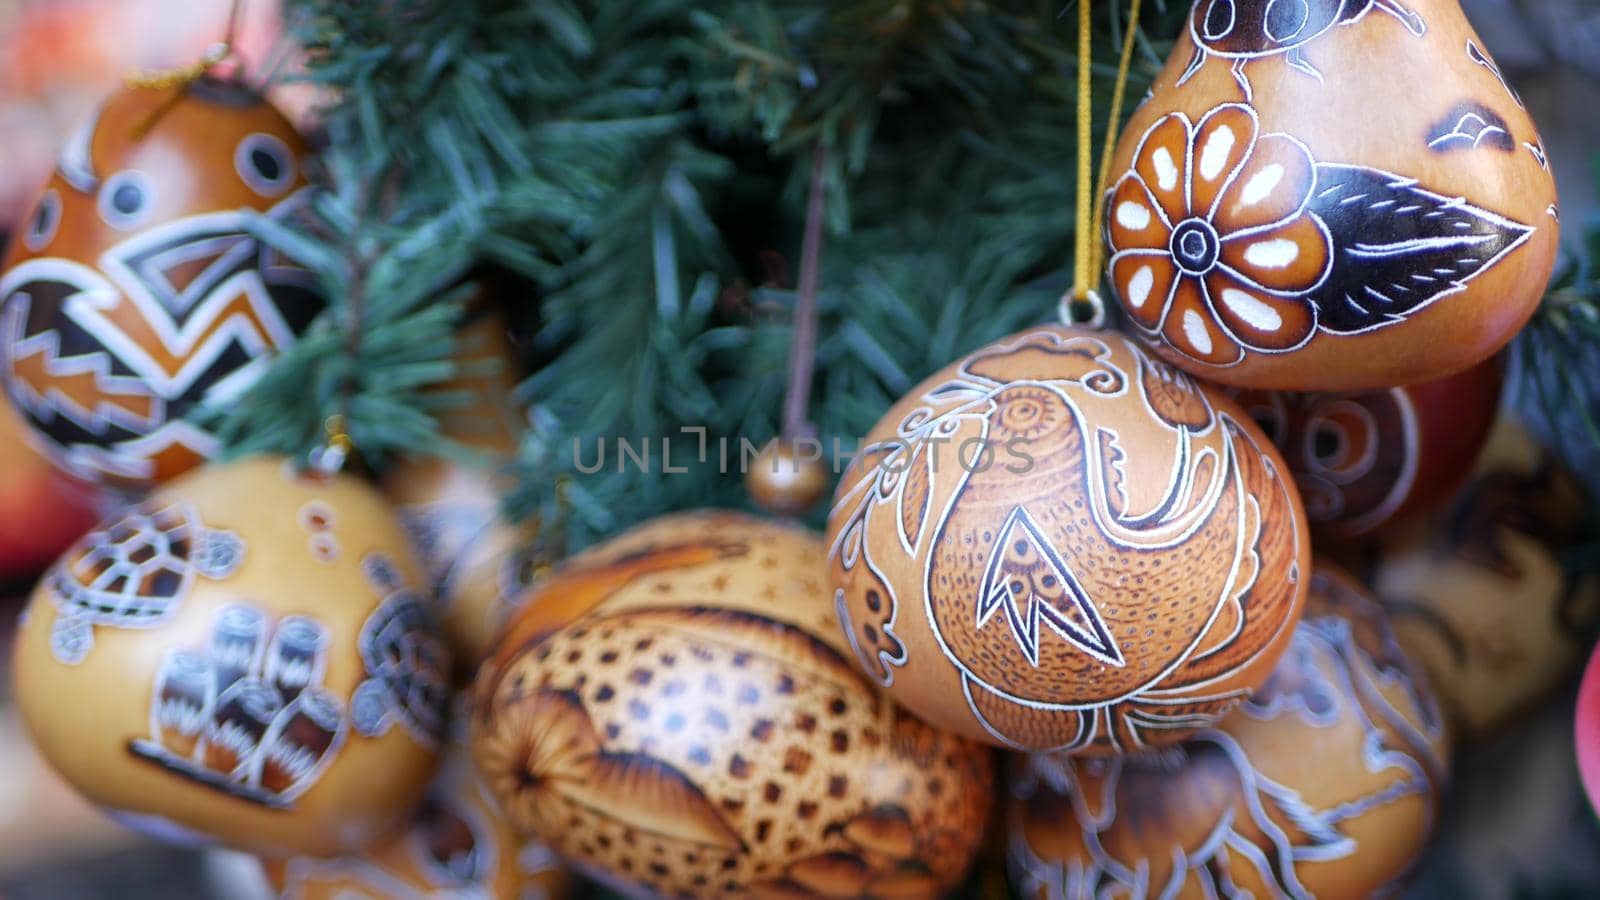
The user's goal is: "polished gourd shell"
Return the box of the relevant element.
[472,511,995,899]
[383,308,540,670]
[262,714,570,899]
[825,326,1310,754]
[1347,419,1600,741]
[1105,0,1558,390]
[1,80,323,488]
[1228,355,1502,539]
[13,456,448,856]
[1009,564,1450,900]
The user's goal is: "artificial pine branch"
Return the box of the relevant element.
[509,1,1186,549]
[215,0,1185,551]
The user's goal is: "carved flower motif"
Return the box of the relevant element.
[1107,103,1333,365]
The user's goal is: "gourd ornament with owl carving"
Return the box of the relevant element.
[0,78,324,489]
[824,326,1311,754]
[1105,0,1558,391]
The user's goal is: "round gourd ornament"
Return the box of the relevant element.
[384,308,545,670]
[13,456,451,855]
[1229,355,1501,539]
[1,78,324,489]
[1579,643,1600,818]
[473,511,996,899]
[826,325,1310,754]
[1354,419,1600,742]
[1104,0,1558,390]
[263,701,569,899]
[1009,564,1450,899]
[0,400,102,580]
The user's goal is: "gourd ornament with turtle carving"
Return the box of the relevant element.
[1105,0,1558,390]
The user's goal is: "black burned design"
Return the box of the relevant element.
[1426,102,1513,153]
[351,576,451,750]
[1308,164,1532,334]
[1467,40,1523,108]
[46,502,243,664]
[1106,104,1536,365]
[1181,0,1426,99]
[127,605,346,808]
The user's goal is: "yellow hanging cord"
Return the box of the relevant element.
[123,42,233,91]
[126,0,244,89]
[1070,0,1095,303]
[1089,0,1144,288]
[124,0,245,138]
[1069,0,1144,316]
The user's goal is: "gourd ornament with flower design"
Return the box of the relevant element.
[1104,0,1557,391]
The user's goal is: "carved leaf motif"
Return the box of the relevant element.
[974,507,1122,668]
[562,750,747,851]
[1308,163,1533,334]
[842,805,918,857]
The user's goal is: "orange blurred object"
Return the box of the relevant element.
[0,403,100,581]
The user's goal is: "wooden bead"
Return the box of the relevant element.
[825,325,1311,754]
[746,437,831,515]
[1229,355,1502,538]
[13,456,449,855]
[1010,563,1450,900]
[1105,0,1557,390]
[472,511,995,898]
[1,79,323,488]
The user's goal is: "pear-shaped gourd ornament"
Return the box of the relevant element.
[1105,0,1557,391]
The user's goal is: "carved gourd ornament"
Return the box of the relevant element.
[1105,0,1557,390]
[472,512,995,899]
[1229,355,1501,539]
[1009,564,1450,900]
[1,79,323,488]
[824,326,1311,754]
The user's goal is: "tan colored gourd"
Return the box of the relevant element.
[1010,564,1451,900]
[472,511,995,899]
[382,307,545,671]
[13,456,449,856]
[825,325,1310,754]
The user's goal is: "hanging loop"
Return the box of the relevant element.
[308,414,353,476]
[1059,289,1109,331]
[124,0,248,139]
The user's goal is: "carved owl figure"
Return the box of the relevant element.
[1,78,324,489]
